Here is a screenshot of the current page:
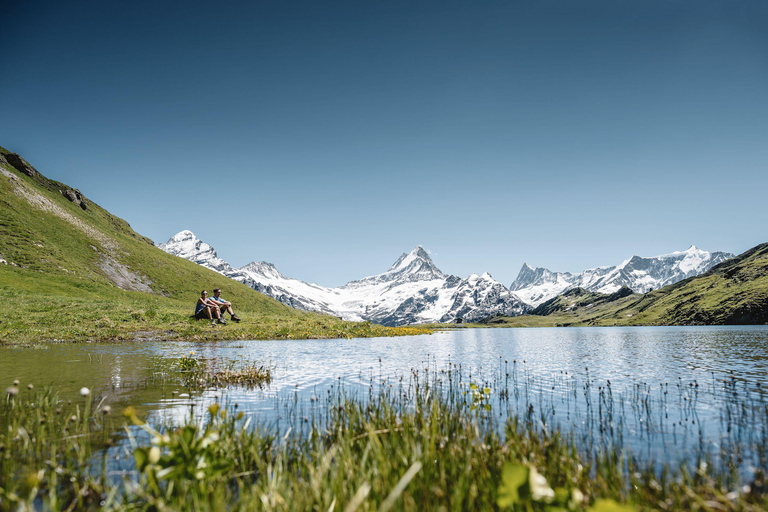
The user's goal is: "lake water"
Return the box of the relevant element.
[2,326,767,471]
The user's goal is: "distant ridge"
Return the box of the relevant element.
[160,232,529,325]
[160,230,738,326]
[481,242,768,327]
[510,245,734,306]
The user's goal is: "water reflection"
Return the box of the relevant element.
[2,326,767,469]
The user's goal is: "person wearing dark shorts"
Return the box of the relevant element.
[211,288,241,322]
[195,290,224,325]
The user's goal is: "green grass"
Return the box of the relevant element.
[0,146,432,344]
[2,364,765,511]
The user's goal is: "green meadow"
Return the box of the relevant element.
[0,147,429,345]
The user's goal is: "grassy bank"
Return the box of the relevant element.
[2,363,765,511]
[0,147,432,345]
[0,279,431,345]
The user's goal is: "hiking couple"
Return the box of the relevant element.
[195,288,241,326]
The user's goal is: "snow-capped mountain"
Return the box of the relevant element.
[158,230,235,275]
[160,231,734,322]
[159,231,529,325]
[510,246,735,307]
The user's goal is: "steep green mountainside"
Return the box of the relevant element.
[479,243,768,328]
[478,287,642,328]
[0,146,426,344]
[529,286,636,316]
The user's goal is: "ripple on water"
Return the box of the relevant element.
[2,326,767,469]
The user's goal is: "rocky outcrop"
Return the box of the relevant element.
[4,153,39,178]
[62,188,88,210]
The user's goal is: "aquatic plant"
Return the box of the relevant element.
[172,352,273,389]
[1,362,767,511]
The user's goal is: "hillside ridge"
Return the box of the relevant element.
[0,146,423,344]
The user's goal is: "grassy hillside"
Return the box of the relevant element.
[0,146,429,344]
[477,243,768,328]
[476,288,643,328]
[616,242,768,325]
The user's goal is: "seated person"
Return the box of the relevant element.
[195,290,225,325]
[211,288,241,322]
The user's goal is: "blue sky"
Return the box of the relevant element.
[2,1,767,287]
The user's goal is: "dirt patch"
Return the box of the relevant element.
[97,255,154,293]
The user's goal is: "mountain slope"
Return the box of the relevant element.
[0,146,422,344]
[530,286,636,316]
[510,246,734,306]
[619,243,768,325]
[483,243,768,327]
[159,232,530,325]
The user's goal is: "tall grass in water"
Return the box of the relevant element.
[2,362,767,511]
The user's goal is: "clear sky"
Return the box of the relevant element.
[2,1,767,287]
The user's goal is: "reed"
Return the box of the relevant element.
[2,362,766,511]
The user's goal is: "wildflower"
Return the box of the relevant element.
[529,467,555,502]
[80,387,90,397]
[148,446,161,465]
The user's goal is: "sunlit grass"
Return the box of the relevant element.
[0,157,434,346]
[2,363,766,511]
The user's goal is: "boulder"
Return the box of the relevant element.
[5,153,39,178]
[62,188,88,210]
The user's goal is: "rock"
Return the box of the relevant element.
[5,153,39,178]
[62,188,88,210]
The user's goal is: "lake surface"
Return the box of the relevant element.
[2,326,767,471]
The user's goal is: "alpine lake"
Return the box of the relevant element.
[3,326,767,473]
[2,325,768,511]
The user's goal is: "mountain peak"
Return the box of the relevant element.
[406,245,431,262]
[662,245,707,258]
[388,245,435,273]
[158,230,231,273]
[167,230,197,243]
[343,245,444,289]
[241,261,283,279]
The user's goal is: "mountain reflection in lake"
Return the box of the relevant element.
[2,326,767,472]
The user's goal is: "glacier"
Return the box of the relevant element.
[158,231,529,326]
[159,231,734,324]
[509,245,735,307]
